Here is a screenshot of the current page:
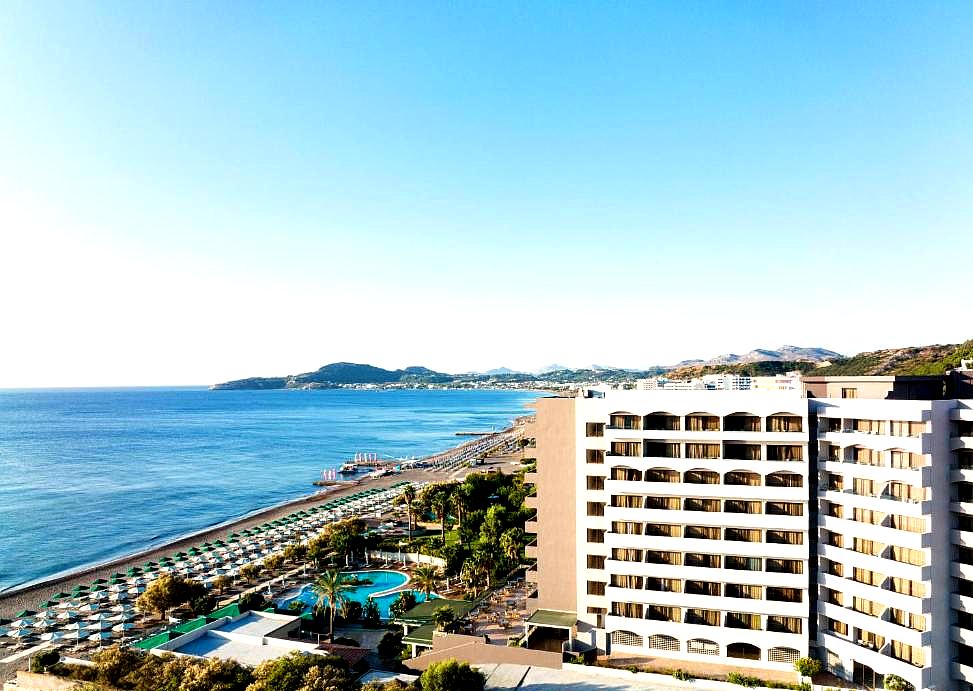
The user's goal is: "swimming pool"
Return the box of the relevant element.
[277,570,437,620]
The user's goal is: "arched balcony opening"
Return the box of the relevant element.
[644,412,680,431]
[766,471,804,488]
[644,467,679,483]
[724,412,760,432]
[686,413,720,432]
[684,469,719,485]
[767,413,803,433]
[610,466,642,482]
[724,442,762,460]
[724,470,760,486]
[609,412,642,430]
[727,642,761,660]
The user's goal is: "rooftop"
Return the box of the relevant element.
[394,598,474,625]
[525,609,576,629]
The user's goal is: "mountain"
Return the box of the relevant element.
[483,367,522,375]
[812,340,973,376]
[535,364,571,374]
[212,362,452,390]
[676,345,842,367]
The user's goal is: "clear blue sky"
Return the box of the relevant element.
[1,2,971,386]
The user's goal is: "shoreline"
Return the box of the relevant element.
[0,419,529,617]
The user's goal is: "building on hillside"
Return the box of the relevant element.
[751,372,804,391]
[523,377,973,691]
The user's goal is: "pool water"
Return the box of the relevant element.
[278,570,438,620]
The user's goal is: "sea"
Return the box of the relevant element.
[0,387,539,593]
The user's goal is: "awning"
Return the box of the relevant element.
[525,609,576,629]
[402,623,436,648]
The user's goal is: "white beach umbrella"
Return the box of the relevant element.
[10,619,34,628]
[0,627,9,637]
[40,631,65,643]
[87,613,113,622]
[9,628,35,639]
[88,631,114,643]
[62,622,88,631]
[89,590,109,600]
[56,611,78,621]
[78,603,100,613]
[62,629,90,640]
[109,592,129,602]
[111,622,135,632]
[110,604,134,613]
[89,621,113,631]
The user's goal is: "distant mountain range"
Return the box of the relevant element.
[676,345,842,367]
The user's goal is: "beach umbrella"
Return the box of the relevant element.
[112,622,135,632]
[9,628,35,639]
[38,600,57,609]
[89,620,113,631]
[87,613,113,622]
[89,631,114,643]
[78,603,100,613]
[63,622,88,630]
[109,592,129,602]
[40,631,65,643]
[110,572,125,580]
[91,578,108,585]
[0,627,8,637]
[62,629,90,640]
[10,619,34,628]
[14,609,36,618]
[56,611,78,621]
[126,567,142,576]
[53,591,72,600]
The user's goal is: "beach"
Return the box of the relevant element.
[0,422,527,619]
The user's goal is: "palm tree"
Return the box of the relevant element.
[412,565,439,599]
[311,570,352,642]
[452,484,472,541]
[430,490,450,546]
[499,527,524,566]
[401,485,416,546]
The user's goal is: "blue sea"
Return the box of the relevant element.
[0,387,538,593]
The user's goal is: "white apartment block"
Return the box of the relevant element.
[524,374,973,691]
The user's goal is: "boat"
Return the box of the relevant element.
[337,463,359,474]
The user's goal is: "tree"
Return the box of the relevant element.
[283,542,307,564]
[295,664,356,691]
[189,594,216,616]
[499,527,524,566]
[323,519,367,566]
[431,605,456,632]
[213,575,233,594]
[361,598,381,627]
[339,599,362,624]
[883,675,912,691]
[135,575,200,621]
[460,550,490,596]
[794,657,821,678]
[419,659,485,691]
[412,564,439,598]
[30,649,60,673]
[239,564,261,584]
[238,592,266,613]
[311,570,352,642]
[401,484,417,545]
[288,601,306,613]
[177,657,252,691]
[263,554,284,574]
[92,645,145,687]
[377,630,404,661]
[389,591,417,619]
[364,681,410,691]
[247,651,349,691]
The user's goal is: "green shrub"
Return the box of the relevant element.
[794,656,821,678]
[883,674,912,691]
[671,668,694,681]
[626,665,640,674]
[727,672,764,687]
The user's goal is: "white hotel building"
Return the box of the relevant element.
[523,374,973,691]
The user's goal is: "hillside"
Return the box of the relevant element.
[212,362,453,390]
[676,345,841,367]
[666,360,821,380]
[812,340,973,376]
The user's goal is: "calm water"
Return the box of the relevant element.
[0,387,537,593]
[279,569,435,619]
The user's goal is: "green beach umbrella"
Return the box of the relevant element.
[92,578,108,584]
[143,566,157,573]
[53,592,72,600]
[144,561,157,567]
[15,609,36,618]
[228,532,240,538]
[39,600,57,609]
[90,584,106,592]
[110,572,125,579]
[72,585,88,593]
[126,568,141,576]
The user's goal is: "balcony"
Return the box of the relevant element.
[525,520,539,534]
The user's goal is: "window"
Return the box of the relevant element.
[685,443,721,459]
[586,606,605,629]
[684,553,720,568]
[726,612,761,630]
[853,567,883,587]
[647,605,681,622]
[888,545,926,566]
[684,608,720,626]
[685,525,721,540]
[645,550,682,565]
[853,447,884,466]
[890,420,924,438]
[610,414,641,430]
[853,418,886,434]
[587,555,605,569]
[611,466,642,481]
[724,414,760,432]
[611,548,642,562]
[766,472,803,488]
[853,477,879,496]
[767,445,803,461]
[767,587,802,603]
[586,529,605,544]
[852,597,884,617]
[724,444,761,461]
[685,580,721,596]
[611,494,641,508]
[586,423,604,437]
[766,501,803,516]
[890,577,925,597]
[725,527,760,542]
[644,413,680,431]
[726,583,761,599]
[727,642,760,660]
[611,520,641,535]
[644,523,681,537]
[609,574,643,589]
[853,538,883,556]
[890,449,924,469]
[610,441,641,457]
[825,472,843,491]
[587,502,606,517]
[841,388,857,399]
[645,577,681,592]
[686,414,720,432]
[586,449,605,464]
[886,482,925,502]
[647,634,679,651]
[824,530,843,548]
[767,615,802,634]
[767,415,803,433]
[725,499,762,514]
[890,640,924,667]
[829,618,848,635]
[889,608,926,632]
[726,555,762,571]
[587,580,606,596]
[827,502,844,519]
[645,496,680,510]
[768,530,803,545]
[611,602,643,619]
[825,559,843,577]
[644,467,679,482]
[586,475,605,491]
[687,639,719,655]
[684,469,719,484]
[825,588,843,606]
[853,507,885,525]
[767,559,803,574]
[725,470,760,485]
[685,498,721,512]
[857,629,885,650]
[643,441,681,458]
[610,629,642,645]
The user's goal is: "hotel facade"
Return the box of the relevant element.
[524,374,973,691]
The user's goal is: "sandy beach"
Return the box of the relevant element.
[0,423,526,619]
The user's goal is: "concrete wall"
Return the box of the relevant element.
[367,551,446,569]
[403,632,562,671]
[529,397,577,613]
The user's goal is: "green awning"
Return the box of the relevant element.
[526,609,576,629]
[393,598,474,625]
[402,623,436,647]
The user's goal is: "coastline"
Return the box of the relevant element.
[0,420,529,618]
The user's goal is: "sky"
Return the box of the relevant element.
[1,2,971,387]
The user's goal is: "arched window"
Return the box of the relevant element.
[610,466,642,482]
[644,412,680,431]
[684,469,719,485]
[768,647,800,664]
[644,467,679,483]
[724,470,760,486]
[727,642,761,660]
[686,413,720,432]
[766,471,803,488]
[610,630,643,647]
[767,413,803,433]
[647,634,679,651]
[687,638,719,655]
[724,412,760,432]
[609,412,641,430]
